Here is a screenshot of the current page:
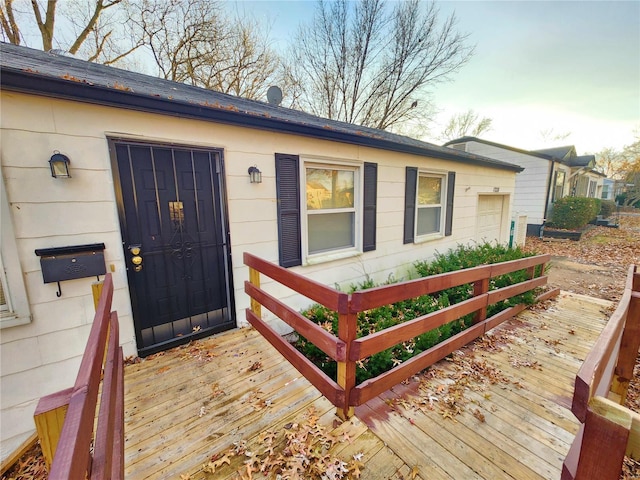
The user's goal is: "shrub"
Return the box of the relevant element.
[599,199,617,218]
[296,242,541,384]
[550,196,601,229]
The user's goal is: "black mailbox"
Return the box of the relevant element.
[35,243,106,297]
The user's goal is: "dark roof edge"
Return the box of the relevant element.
[444,136,554,162]
[0,68,523,173]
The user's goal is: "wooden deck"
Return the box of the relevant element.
[124,291,611,479]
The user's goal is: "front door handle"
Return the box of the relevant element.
[129,245,143,272]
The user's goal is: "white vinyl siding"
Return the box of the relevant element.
[460,141,549,225]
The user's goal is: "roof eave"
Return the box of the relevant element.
[1,67,523,172]
[444,136,552,162]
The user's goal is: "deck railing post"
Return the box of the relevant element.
[611,294,640,404]
[33,388,73,469]
[337,308,356,419]
[249,267,262,319]
[473,277,489,324]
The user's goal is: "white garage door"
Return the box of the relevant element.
[477,195,504,243]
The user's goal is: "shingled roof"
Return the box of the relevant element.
[445,137,600,171]
[0,43,523,173]
[443,136,553,161]
[532,146,577,161]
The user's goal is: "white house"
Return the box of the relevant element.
[0,43,523,459]
[444,137,605,235]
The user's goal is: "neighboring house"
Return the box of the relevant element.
[444,137,605,235]
[533,146,605,200]
[602,178,616,201]
[0,43,522,459]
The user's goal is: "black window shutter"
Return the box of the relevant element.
[445,171,456,236]
[275,153,302,267]
[403,167,418,244]
[363,162,377,252]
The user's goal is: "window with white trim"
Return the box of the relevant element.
[275,154,377,267]
[0,271,8,313]
[403,167,455,243]
[1,172,31,328]
[416,172,445,237]
[553,170,566,202]
[304,164,358,256]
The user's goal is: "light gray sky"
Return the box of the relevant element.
[235,0,640,153]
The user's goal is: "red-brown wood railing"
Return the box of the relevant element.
[34,273,124,479]
[244,252,557,418]
[562,265,640,480]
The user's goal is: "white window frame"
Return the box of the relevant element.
[301,158,363,264]
[553,169,566,202]
[0,171,31,328]
[414,170,447,241]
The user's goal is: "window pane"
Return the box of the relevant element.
[0,280,6,310]
[418,176,442,205]
[306,168,354,210]
[308,212,355,254]
[417,206,441,236]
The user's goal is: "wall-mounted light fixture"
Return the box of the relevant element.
[49,151,71,178]
[248,165,262,184]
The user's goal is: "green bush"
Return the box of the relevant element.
[550,196,601,229]
[599,200,617,218]
[295,242,541,384]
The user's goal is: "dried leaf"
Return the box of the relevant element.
[247,361,262,371]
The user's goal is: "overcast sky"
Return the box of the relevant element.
[236,0,640,154]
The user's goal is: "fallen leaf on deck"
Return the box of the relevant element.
[410,465,420,479]
[247,361,262,371]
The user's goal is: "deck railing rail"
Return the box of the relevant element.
[244,252,557,418]
[562,264,640,480]
[33,273,124,479]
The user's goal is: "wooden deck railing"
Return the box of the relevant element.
[562,265,640,480]
[33,273,124,480]
[244,252,557,418]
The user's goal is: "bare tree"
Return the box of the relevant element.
[0,0,140,64]
[438,109,492,141]
[288,0,473,130]
[129,0,280,100]
[595,147,622,178]
[0,0,20,44]
[539,128,571,144]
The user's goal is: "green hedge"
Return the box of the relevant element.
[599,199,617,218]
[550,197,601,229]
[295,243,540,384]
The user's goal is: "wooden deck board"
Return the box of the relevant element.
[356,292,609,480]
[124,291,609,479]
